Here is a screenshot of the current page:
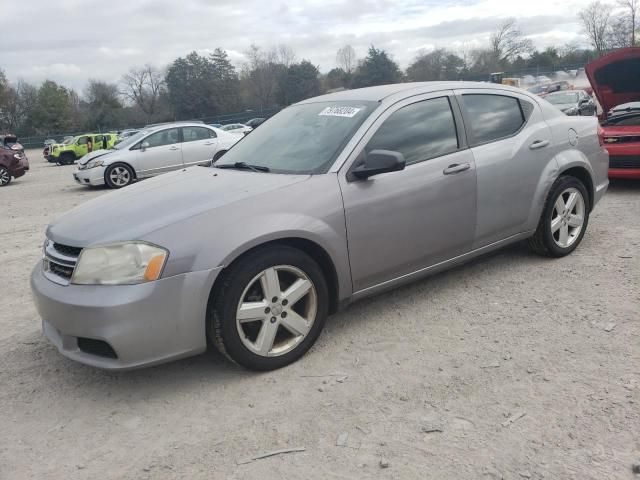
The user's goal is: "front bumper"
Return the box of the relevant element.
[31,263,222,370]
[73,166,106,186]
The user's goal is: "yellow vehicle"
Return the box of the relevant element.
[501,78,521,87]
[47,133,118,165]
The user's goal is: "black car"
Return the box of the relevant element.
[545,90,596,116]
[245,118,266,128]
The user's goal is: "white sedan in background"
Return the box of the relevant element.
[73,123,241,188]
[220,123,253,135]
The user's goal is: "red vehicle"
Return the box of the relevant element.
[0,135,29,186]
[586,47,640,179]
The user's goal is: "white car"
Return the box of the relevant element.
[73,123,241,188]
[220,123,253,134]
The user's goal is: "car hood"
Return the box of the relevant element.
[47,167,310,247]
[77,149,114,165]
[586,47,640,113]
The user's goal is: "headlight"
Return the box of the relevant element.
[86,159,104,169]
[13,153,22,160]
[71,242,168,285]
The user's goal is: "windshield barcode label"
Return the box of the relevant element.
[319,106,362,118]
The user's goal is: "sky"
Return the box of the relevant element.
[3,0,594,92]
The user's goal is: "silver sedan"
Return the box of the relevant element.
[32,82,609,371]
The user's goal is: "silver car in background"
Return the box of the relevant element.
[73,122,241,188]
[32,82,609,371]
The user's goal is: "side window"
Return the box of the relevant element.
[462,94,525,145]
[365,96,459,165]
[77,136,88,145]
[145,128,180,148]
[182,126,214,142]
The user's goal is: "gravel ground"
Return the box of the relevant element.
[1,150,639,480]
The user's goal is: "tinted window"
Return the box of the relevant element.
[462,94,525,145]
[183,126,214,142]
[145,128,180,148]
[365,97,459,165]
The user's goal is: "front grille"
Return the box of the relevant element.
[77,338,118,359]
[609,155,640,169]
[53,243,83,257]
[43,239,82,285]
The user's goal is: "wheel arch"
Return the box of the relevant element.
[557,165,594,211]
[209,237,341,316]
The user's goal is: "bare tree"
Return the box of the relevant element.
[336,45,357,74]
[490,19,534,63]
[241,45,283,107]
[579,1,612,54]
[121,65,165,120]
[617,0,638,45]
[276,44,297,67]
[607,14,634,47]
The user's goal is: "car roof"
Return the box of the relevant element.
[297,81,531,104]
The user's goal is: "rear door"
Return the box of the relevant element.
[180,126,218,166]
[135,127,183,176]
[456,89,554,248]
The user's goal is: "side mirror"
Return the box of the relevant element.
[140,141,150,151]
[350,149,406,180]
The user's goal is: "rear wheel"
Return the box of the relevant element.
[0,166,11,186]
[208,246,329,371]
[60,152,75,165]
[104,163,134,189]
[529,176,589,257]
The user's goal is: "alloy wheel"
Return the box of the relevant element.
[551,187,585,248]
[109,166,131,187]
[235,265,317,357]
[0,167,10,185]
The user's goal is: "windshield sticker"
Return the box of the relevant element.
[319,106,362,118]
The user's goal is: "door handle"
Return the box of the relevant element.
[443,162,471,175]
[529,140,550,150]
[204,142,215,145]
[169,146,180,151]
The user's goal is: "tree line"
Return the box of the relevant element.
[0,0,637,137]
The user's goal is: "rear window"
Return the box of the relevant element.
[462,94,526,145]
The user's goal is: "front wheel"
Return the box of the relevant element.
[208,246,329,370]
[104,163,134,189]
[0,166,11,186]
[529,176,590,257]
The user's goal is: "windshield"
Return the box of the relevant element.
[221,125,239,131]
[216,101,377,174]
[547,92,579,105]
[113,129,152,149]
[527,85,546,94]
[62,137,74,145]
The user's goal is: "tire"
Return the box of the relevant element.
[208,245,329,371]
[104,163,134,189]
[0,166,11,186]
[212,150,227,162]
[60,153,75,165]
[528,175,590,257]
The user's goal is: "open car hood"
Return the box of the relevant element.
[586,47,640,113]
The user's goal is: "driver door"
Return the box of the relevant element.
[135,127,183,177]
[76,136,89,157]
[339,93,477,293]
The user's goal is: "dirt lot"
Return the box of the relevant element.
[1,150,638,479]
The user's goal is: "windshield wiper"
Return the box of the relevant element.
[215,162,270,173]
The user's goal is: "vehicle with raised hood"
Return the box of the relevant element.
[586,47,640,179]
[0,141,29,186]
[31,82,608,371]
[73,122,241,188]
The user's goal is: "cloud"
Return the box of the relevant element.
[3,0,589,92]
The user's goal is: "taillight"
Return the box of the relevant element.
[597,124,605,146]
